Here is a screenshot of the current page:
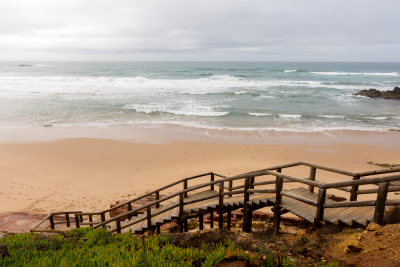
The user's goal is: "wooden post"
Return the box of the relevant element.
[156,224,160,235]
[249,177,255,195]
[350,175,360,201]
[49,214,55,230]
[89,215,93,227]
[210,212,214,228]
[219,181,224,229]
[277,168,282,173]
[75,214,80,228]
[116,219,121,234]
[199,214,204,230]
[184,219,188,232]
[155,191,160,209]
[309,167,316,193]
[184,180,188,198]
[65,214,70,227]
[147,206,152,231]
[101,213,105,223]
[273,177,283,236]
[374,182,389,225]
[179,194,184,233]
[243,178,252,233]
[210,173,215,191]
[228,180,233,197]
[128,203,132,220]
[227,210,231,230]
[315,189,326,226]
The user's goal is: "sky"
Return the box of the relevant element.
[1,0,399,62]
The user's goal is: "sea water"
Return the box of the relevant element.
[0,61,399,132]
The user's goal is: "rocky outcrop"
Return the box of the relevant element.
[0,212,64,234]
[109,195,165,221]
[354,87,400,100]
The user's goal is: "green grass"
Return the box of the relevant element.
[0,228,342,266]
[0,228,255,267]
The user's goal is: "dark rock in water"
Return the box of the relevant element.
[18,64,33,67]
[354,87,400,100]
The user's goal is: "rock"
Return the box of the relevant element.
[339,233,363,253]
[0,212,62,234]
[160,221,179,233]
[252,211,274,220]
[327,194,347,202]
[231,209,244,219]
[280,216,307,228]
[367,222,382,231]
[109,199,130,220]
[354,87,400,100]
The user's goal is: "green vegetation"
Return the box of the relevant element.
[0,228,341,266]
[0,228,255,266]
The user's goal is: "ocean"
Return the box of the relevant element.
[0,61,399,132]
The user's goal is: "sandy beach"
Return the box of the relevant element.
[0,126,399,215]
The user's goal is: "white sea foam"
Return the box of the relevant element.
[235,91,248,95]
[366,117,388,120]
[318,115,346,119]
[36,64,52,67]
[279,114,302,118]
[125,103,228,117]
[284,70,297,73]
[258,95,275,100]
[311,72,399,76]
[249,113,272,116]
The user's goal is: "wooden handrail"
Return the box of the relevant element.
[281,191,318,206]
[104,172,226,214]
[301,162,356,177]
[356,166,400,177]
[324,200,376,208]
[357,186,400,194]
[320,174,400,189]
[30,211,82,232]
[268,171,324,188]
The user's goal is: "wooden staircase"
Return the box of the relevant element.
[31,162,400,236]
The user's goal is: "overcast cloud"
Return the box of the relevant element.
[1,0,399,61]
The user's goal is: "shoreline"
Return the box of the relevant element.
[0,125,399,215]
[1,124,400,147]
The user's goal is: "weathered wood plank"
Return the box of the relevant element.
[339,206,375,226]
[325,208,359,225]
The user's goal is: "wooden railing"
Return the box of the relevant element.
[31,172,227,233]
[31,162,400,235]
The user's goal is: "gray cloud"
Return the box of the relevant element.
[1,0,399,61]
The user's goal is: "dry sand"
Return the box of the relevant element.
[0,127,399,214]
